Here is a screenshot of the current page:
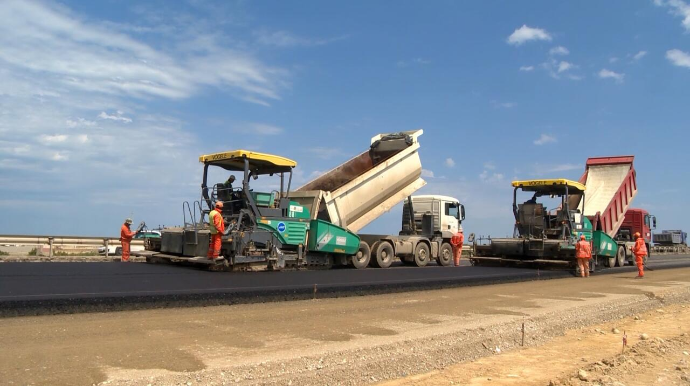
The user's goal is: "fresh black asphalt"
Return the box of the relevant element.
[1,255,689,316]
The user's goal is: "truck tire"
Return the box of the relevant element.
[606,254,616,268]
[352,241,371,269]
[372,242,394,269]
[438,242,453,266]
[616,245,626,267]
[414,243,430,267]
[115,247,122,256]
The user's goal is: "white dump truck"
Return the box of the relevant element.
[290,130,466,268]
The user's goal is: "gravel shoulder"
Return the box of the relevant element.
[1,268,690,385]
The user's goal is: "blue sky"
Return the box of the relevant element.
[0,0,688,237]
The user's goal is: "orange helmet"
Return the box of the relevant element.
[634,232,641,238]
[215,201,224,208]
[580,234,586,240]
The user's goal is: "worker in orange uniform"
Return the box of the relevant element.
[631,232,648,278]
[575,234,592,278]
[450,226,464,267]
[207,201,225,260]
[120,218,137,262]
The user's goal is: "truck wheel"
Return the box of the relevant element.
[115,247,122,256]
[352,241,371,269]
[616,245,626,267]
[606,254,616,268]
[414,243,430,267]
[372,242,394,269]
[438,243,453,266]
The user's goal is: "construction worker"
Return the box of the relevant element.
[120,218,136,262]
[450,226,464,267]
[207,201,225,260]
[575,234,592,278]
[224,175,235,191]
[632,232,648,278]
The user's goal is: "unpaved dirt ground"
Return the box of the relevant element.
[2,268,690,386]
[379,304,690,386]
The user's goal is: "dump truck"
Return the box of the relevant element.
[290,130,466,268]
[575,156,644,268]
[140,130,464,270]
[653,229,689,254]
[472,179,592,266]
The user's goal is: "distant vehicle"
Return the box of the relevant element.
[98,230,160,255]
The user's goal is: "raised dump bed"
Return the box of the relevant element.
[290,130,426,233]
[577,156,638,238]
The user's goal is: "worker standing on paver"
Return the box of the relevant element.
[450,226,464,267]
[207,201,225,260]
[575,234,592,278]
[632,232,648,278]
[120,218,136,262]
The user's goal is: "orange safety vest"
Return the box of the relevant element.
[575,240,591,259]
[450,232,464,247]
[209,209,225,234]
[120,224,135,242]
[632,238,647,257]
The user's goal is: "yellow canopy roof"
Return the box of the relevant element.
[512,179,586,193]
[199,150,296,173]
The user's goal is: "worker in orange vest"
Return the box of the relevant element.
[207,201,225,260]
[631,232,647,278]
[450,226,464,267]
[575,234,592,278]
[120,218,137,262]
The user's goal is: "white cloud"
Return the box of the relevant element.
[40,134,68,144]
[0,0,287,106]
[598,69,625,82]
[76,134,89,144]
[254,29,347,47]
[549,46,569,56]
[654,0,690,31]
[397,58,431,67]
[421,169,435,178]
[492,101,517,109]
[66,118,97,128]
[541,59,581,80]
[531,163,581,176]
[519,66,535,72]
[479,170,504,183]
[445,158,456,168]
[51,152,68,161]
[484,162,496,170]
[534,134,557,146]
[98,111,133,123]
[557,61,574,73]
[234,123,284,136]
[633,51,648,61]
[666,49,690,68]
[507,25,552,46]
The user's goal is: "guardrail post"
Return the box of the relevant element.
[104,239,109,258]
[48,237,54,258]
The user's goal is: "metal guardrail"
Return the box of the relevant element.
[0,235,144,258]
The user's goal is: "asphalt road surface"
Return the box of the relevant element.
[1,255,689,316]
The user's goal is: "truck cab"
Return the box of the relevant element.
[617,208,656,245]
[402,195,465,237]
